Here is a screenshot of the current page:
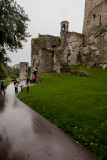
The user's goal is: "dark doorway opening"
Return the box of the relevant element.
[33,71,37,75]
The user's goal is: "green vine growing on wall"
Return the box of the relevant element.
[77,51,82,62]
[57,36,61,42]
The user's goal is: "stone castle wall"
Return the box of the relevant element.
[65,32,84,66]
[83,0,106,34]
[81,0,107,67]
[31,35,61,73]
[31,30,84,73]
[53,32,84,73]
[19,62,29,79]
[80,24,107,67]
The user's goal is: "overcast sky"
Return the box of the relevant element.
[8,0,85,66]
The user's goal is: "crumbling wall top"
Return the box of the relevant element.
[31,34,61,49]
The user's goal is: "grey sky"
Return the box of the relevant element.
[8,0,85,66]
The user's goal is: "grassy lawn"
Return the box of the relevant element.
[18,66,107,160]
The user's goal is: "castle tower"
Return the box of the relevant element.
[19,62,29,79]
[61,21,69,32]
[60,21,69,45]
[83,0,104,34]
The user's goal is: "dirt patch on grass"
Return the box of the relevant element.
[71,70,89,77]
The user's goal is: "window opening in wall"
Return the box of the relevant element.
[100,15,102,25]
[63,24,65,30]
[26,70,27,72]
[52,44,57,48]
[93,14,96,19]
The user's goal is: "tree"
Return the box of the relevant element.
[5,64,19,79]
[0,64,8,79]
[0,0,30,63]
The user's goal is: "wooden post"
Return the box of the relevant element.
[27,85,29,93]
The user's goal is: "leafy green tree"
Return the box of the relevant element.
[5,64,19,79]
[0,0,30,63]
[0,64,8,79]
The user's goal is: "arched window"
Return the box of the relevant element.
[63,24,65,30]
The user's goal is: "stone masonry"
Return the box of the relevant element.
[31,35,61,74]
[81,0,107,67]
[19,62,29,79]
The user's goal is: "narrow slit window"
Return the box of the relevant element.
[100,15,102,24]
[93,14,96,19]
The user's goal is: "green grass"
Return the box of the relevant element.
[18,66,107,160]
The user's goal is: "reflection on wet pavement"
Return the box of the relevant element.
[0,83,100,160]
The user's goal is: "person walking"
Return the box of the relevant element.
[19,81,23,91]
[14,81,18,93]
[1,82,5,94]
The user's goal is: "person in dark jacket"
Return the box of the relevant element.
[1,82,5,94]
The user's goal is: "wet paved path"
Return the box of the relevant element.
[0,83,100,160]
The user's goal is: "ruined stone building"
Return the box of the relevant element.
[20,0,107,78]
[31,21,84,74]
[31,0,107,74]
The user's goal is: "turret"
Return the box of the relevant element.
[60,21,69,45]
[61,21,69,32]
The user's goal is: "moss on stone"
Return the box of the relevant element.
[57,36,61,41]
[31,35,46,46]
[77,51,83,63]
[31,38,38,46]
[47,48,55,52]
[39,35,46,42]
[42,47,55,53]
